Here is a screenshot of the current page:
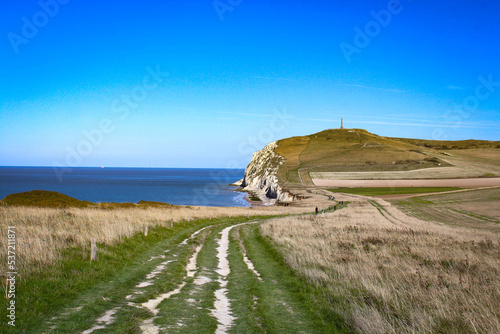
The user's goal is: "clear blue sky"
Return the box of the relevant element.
[1,0,499,168]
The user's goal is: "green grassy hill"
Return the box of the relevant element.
[1,190,94,208]
[0,190,174,208]
[273,129,500,187]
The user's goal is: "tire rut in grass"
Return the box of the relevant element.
[238,223,334,333]
[152,221,258,334]
[151,225,223,333]
[135,226,214,333]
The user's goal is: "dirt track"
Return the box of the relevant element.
[312,177,500,188]
[46,218,326,333]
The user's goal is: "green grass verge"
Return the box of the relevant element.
[243,224,352,333]
[329,187,463,196]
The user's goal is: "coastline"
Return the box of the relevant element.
[0,167,247,208]
[239,188,276,207]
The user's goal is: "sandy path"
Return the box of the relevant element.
[81,308,119,334]
[312,177,500,188]
[330,191,497,241]
[242,248,262,281]
[212,225,238,333]
[211,222,260,333]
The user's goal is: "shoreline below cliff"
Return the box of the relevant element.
[232,184,277,207]
[236,141,295,204]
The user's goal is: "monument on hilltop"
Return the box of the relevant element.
[340,118,343,129]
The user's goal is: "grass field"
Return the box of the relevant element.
[2,186,499,332]
[261,198,500,333]
[390,187,500,231]
[0,206,344,333]
[328,187,463,196]
[0,206,310,274]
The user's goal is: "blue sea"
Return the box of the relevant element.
[0,167,248,207]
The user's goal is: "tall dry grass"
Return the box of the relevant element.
[260,200,500,333]
[0,204,310,275]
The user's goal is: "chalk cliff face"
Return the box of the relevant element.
[240,141,294,202]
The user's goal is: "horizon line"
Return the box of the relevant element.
[0,166,247,169]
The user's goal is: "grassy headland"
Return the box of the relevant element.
[271,129,500,188]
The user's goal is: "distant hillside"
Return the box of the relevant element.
[239,129,500,196]
[275,129,454,186]
[394,137,500,150]
[1,190,93,208]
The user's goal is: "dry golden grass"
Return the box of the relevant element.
[444,148,500,164]
[260,199,500,333]
[0,204,310,275]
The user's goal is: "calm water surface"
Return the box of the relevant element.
[0,167,247,207]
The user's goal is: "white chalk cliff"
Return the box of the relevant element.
[240,141,294,203]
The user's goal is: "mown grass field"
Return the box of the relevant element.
[390,187,500,231]
[328,187,463,196]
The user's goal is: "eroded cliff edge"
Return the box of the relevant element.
[239,141,294,203]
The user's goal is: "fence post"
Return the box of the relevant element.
[144,224,148,236]
[171,218,173,228]
[91,238,97,261]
